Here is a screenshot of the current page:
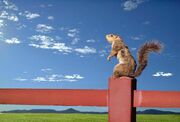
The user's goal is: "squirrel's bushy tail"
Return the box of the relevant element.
[134,41,163,77]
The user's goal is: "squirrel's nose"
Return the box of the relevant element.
[106,34,109,38]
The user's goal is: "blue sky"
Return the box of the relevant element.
[0,0,180,112]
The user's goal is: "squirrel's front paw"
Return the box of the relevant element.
[107,56,111,61]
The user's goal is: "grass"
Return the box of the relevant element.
[137,114,180,122]
[0,113,179,122]
[0,114,107,122]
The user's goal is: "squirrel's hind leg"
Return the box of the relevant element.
[113,64,124,78]
[113,70,121,78]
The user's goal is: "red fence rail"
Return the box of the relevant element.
[0,89,107,106]
[134,90,180,108]
[0,77,180,122]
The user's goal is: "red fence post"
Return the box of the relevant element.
[108,77,136,122]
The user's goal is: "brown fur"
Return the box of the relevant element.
[106,34,162,78]
[134,41,162,77]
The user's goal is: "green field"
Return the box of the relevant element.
[0,114,179,122]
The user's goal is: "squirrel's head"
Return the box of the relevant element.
[106,34,123,43]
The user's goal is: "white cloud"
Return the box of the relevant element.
[14,77,27,81]
[32,77,47,82]
[0,11,8,18]
[55,36,62,40]
[5,37,20,44]
[0,32,3,40]
[41,68,52,72]
[32,74,84,82]
[99,49,108,57]
[47,16,54,20]
[19,11,40,19]
[29,38,96,55]
[131,35,144,40]
[71,38,80,45]
[67,33,76,37]
[122,0,146,11]
[49,74,84,82]
[16,24,27,30]
[59,27,80,45]
[40,4,46,8]
[29,35,72,53]
[30,35,54,42]
[152,72,173,77]
[40,4,53,8]
[15,69,84,82]
[47,4,53,7]
[51,43,72,53]
[7,15,18,21]
[29,35,54,48]
[67,28,79,37]
[86,39,96,43]
[0,20,4,27]
[26,13,40,19]
[75,46,96,54]
[68,29,79,33]
[163,53,177,58]
[67,28,79,44]
[36,24,54,33]
[2,0,18,11]
[28,43,40,48]
[47,74,59,82]
[143,21,150,25]
[59,27,65,31]
[0,11,18,22]
[29,30,97,55]
[131,36,140,40]
[64,74,84,80]
[131,47,137,51]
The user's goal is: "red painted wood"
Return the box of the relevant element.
[108,77,136,122]
[0,89,107,106]
[134,90,180,108]
[0,78,180,122]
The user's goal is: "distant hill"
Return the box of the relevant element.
[137,109,180,114]
[1,108,180,114]
[1,108,107,114]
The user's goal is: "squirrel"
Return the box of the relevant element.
[106,34,162,78]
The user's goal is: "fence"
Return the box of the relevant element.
[0,77,179,122]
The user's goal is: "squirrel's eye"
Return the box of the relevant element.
[110,34,113,37]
